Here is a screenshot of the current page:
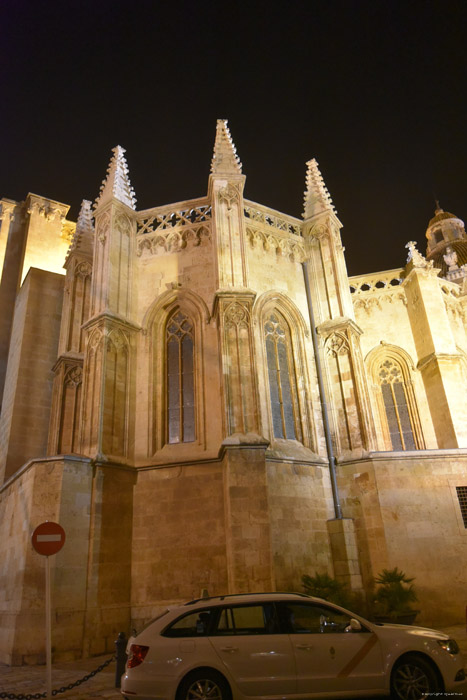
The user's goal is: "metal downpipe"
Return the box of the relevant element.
[302,261,343,519]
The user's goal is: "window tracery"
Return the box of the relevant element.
[378,357,417,450]
[264,312,301,440]
[166,311,195,444]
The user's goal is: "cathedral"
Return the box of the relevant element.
[0,120,466,664]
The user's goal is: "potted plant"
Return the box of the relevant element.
[373,567,419,624]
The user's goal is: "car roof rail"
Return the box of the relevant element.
[183,591,311,606]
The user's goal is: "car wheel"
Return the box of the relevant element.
[177,669,232,700]
[391,654,441,700]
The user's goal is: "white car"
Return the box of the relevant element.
[120,592,466,700]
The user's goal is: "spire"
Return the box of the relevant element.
[211,119,242,177]
[66,199,94,260]
[303,158,336,219]
[95,146,136,210]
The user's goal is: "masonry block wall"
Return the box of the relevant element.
[0,122,466,663]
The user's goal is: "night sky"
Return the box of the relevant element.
[2,0,466,276]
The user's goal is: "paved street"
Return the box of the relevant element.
[1,625,466,699]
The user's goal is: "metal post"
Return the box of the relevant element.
[45,555,52,700]
[115,632,128,688]
[302,261,343,519]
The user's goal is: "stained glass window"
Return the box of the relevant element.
[264,313,299,440]
[378,358,416,451]
[166,311,195,443]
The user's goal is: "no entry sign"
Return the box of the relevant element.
[32,521,66,556]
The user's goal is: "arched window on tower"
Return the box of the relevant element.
[378,357,416,450]
[166,310,195,444]
[264,312,301,440]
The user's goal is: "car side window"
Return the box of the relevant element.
[163,609,214,637]
[214,603,279,635]
[281,603,355,634]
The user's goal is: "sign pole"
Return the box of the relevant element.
[45,555,52,700]
[31,521,66,700]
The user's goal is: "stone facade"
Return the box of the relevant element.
[0,121,466,664]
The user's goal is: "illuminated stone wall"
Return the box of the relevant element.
[0,123,466,663]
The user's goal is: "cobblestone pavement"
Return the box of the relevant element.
[0,654,121,699]
[1,626,466,700]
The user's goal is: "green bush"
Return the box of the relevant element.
[373,567,418,618]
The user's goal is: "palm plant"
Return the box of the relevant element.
[374,567,418,620]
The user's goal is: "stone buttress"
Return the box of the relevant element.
[302,160,377,457]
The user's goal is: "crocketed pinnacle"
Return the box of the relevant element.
[303,158,336,219]
[67,199,94,259]
[211,119,242,176]
[95,146,137,210]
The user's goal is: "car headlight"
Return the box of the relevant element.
[437,638,460,655]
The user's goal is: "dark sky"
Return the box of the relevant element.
[2,0,466,275]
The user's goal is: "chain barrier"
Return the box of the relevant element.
[0,655,115,700]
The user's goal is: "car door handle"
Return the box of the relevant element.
[295,643,314,651]
[220,646,239,653]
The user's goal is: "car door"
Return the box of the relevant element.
[278,601,385,694]
[209,602,297,696]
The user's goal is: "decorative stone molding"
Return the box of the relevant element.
[27,195,69,223]
[115,212,133,237]
[246,227,305,262]
[96,211,111,245]
[405,240,434,269]
[64,365,82,387]
[244,201,302,237]
[61,221,76,243]
[137,202,211,235]
[224,301,250,329]
[136,225,211,256]
[349,270,405,295]
[106,328,129,351]
[75,260,92,278]
[0,199,16,225]
[353,291,407,312]
[325,332,350,357]
[218,183,240,209]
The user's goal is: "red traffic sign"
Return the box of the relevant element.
[32,521,66,556]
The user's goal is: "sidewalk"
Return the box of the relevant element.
[0,654,121,699]
[1,625,466,700]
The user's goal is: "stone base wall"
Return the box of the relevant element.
[130,461,228,631]
[267,460,335,590]
[0,457,92,665]
[1,449,467,664]
[0,456,135,665]
[338,450,467,626]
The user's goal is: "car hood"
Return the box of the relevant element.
[375,622,450,641]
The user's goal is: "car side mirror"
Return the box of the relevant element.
[349,618,362,632]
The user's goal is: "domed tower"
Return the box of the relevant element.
[425,203,467,282]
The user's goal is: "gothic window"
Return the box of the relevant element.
[166,311,195,444]
[264,312,300,440]
[456,487,467,528]
[378,358,416,450]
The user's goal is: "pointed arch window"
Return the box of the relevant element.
[166,311,195,444]
[378,358,416,450]
[264,312,301,440]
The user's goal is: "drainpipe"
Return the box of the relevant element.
[302,261,343,520]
